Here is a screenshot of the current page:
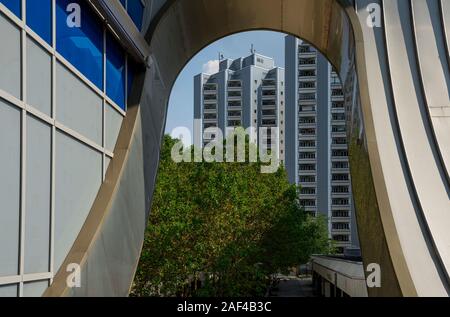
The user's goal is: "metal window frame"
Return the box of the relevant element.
[0,0,134,296]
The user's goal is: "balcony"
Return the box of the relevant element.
[203,84,217,94]
[204,104,217,111]
[203,123,217,130]
[203,89,217,96]
[331,176,350,185]
[261,111,277,119]
[261,119,277,126]
[331,227,351,234]
[204,114,217,121]
[203,118,217,124]
[332,114,346,122]
[299,81,316,89]
[204,94,217,103]
[298,158,316,165]
[227,111,242,121]
[228,120,242,127]
[203,108,217,115]
[331,82,342,90]
[332,203,351,209]
[299,199,317,208]
[228,80,242,89]
[298,70,316,79]
[331,167,350,173]
[228,94,241,101]
[262,100,277,109]
[298,46,316,57]
[299,143,316,150]
[262,79,277,88]
[298,110,317,117]
[331,96,345,103]
[299,122,316,129]
[299,95,316,106]
[228,91,242,98]
[331,89,344,100]
[262,90,277,98]
[298,62,316,71]
[299,178,316,185]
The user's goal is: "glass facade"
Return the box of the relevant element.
[127,0,144,30]
[27,0,52,44]
[120,0,145,31]
[0,0,142,297]
[0,0,21,18]
[106,32,126,109]
[0,0,136,110]
[56,0,104,90]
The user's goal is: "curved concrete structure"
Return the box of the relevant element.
[1,0,449,297]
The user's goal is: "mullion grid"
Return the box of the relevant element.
[0,0,129,296]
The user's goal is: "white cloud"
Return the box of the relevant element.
[202,60,220,74]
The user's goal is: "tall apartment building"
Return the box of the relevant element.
[194,53,285,163]
[285,36,359,254]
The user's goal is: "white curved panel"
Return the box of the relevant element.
[412,0,450,181]
[383,0,448,296]
[355,0,425,294]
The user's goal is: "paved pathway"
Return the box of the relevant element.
[270,276,314,297]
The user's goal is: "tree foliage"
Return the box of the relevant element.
[131,135,332,297]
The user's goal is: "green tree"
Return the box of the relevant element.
[131,135,331,297]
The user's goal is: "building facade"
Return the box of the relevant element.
[0,0,145,297]
[285,36,359,254]
[194,53,285,163]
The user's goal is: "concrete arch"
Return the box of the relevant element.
[44,0,450,297]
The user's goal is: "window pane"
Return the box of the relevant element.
[0,284,18,297]
[55,131,102,273]
[56,62,103,145]
[25,116,51,275]
[56,0,103,90]
[0,12,21,99]
[26,0,52,44]
[106,32,125,109]
[23,280,49,297]
[0,99,21,278]
[0,0,21,18]
[127,0,144,30]
[27,37,52,116]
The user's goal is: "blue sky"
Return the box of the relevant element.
[166,31,287,143]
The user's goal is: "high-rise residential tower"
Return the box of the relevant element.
[285,35,359,254]
[194,53,285,163]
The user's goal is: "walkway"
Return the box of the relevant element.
[270,275,314,297]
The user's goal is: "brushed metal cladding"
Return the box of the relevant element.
[382,0,449,296]
[350,0,411,296]
[43,0,450,297]
[411,0,450,185]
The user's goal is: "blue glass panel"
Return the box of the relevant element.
[106,32,125,110]
[26,0,52,45]
[56,0,103,90]
[119,0,126,8]
[127,0,144,30]
[0,0,21,18]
